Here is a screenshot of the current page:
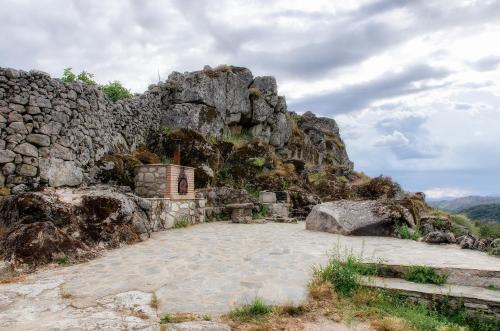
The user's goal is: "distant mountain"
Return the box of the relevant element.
[459,203,500,223]
[428,195,500,212]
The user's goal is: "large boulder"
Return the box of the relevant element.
[305,199,416,236]
[0,186,156,266]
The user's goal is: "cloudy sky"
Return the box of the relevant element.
[2,0,500,199]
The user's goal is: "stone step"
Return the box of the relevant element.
[360,276,500,317]
[361,262,500,289]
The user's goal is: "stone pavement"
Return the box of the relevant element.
[1,222,499,330]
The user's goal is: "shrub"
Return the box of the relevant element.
[395,224,421,240]
[62,67,76,82]
[313,255,359,296]
[77,70,96,85]
[477,222,500,239]
[450,213,479,237]
[101,81,131,102]
[404,266,447,285]
[227,297,273,321]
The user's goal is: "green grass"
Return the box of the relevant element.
[313,255,360,296]
[312,250,498,331]
[349,287,500,331]
[223,131,249,147]
[404,265,447,285]
[252,204,270,219]
[174,216,191,228]
[227,297,273,321]
[159,313,172,324]
[395,224,421,240]
[477,222,500,239]
[56,256,69,265]
[486,284,499,291]
[252,157,266,167]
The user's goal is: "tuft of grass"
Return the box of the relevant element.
[248,87,262,98]
[223,131,249,148]
[174,216,191,228]
[56,256,69,265]
[252,157,266,168]
[150,292,159,309]
[308,278,336,301]
[372,315,411,331]
[159,313,171,324]
[159,312,197,324]
[278,304,306,317]
[486,284,499,291]
[313,255,359,296]
[162,127,171,136]
[404,266,447,285]
[394,224,421,241]
[253,204,270,220]
[202,314,212,321]
[227,298,273,321]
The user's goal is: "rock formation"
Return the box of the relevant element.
[0,65,353,194]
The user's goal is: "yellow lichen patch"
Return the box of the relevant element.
[0,187,11,196]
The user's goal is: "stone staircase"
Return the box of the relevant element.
[358,264,500,317]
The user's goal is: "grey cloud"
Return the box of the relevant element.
[471,55,500,72]
[289,64,451,115]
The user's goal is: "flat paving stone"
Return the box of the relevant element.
[1,222,499,330]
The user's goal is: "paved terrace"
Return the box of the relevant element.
[1,222,499,330]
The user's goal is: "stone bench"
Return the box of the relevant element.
[226,203,254,223]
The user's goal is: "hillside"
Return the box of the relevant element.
[459,203,500,223]
[428,195,500,211]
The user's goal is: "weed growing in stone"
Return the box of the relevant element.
[150,292,159,309]
[227,297,273,321]
[395,224,421,240]
[174,216,191,228]
[56,256,69,265]
[404,265,448,285]
[253,204,270,219]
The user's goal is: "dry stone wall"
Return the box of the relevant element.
[0,68,164,193]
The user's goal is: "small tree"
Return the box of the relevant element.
[101,81,132,102]
[62,68,76,82]
[77,70,96,85]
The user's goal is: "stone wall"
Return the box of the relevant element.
[140,197,205,232]
[0,68,164,194]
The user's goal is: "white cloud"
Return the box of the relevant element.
[373,131,409,146]
[424,187,472,199]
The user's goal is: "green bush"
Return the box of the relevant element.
[227,297,273,321]
[477,222,500,239]
[253,204,270,219]
[77,70,96,85]
[404,266,447,285]
[101,81,131,102]
[174,216,191,228]
[252,157,266,167]
[395,224,421,240]
[62,68,76,82]
[314,255,359,296]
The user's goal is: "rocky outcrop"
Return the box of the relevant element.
[0,65,353,193]
[162,66,292,148]
[0,185,205,266]
[305,199,419,236]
